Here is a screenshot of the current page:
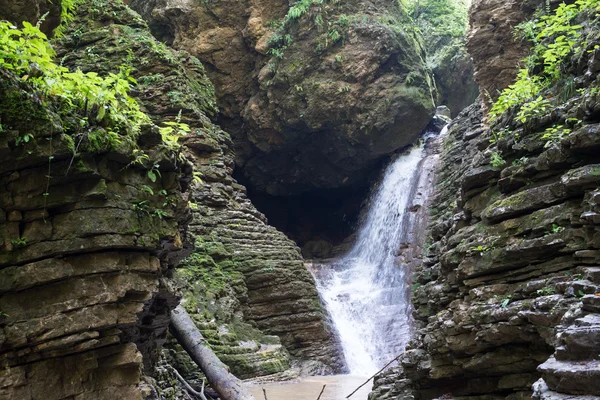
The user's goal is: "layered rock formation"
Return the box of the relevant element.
[55,0,342,383]
[466,0,547,110]
[371,2,600,399]
[129,0,436,195]
[0,45,188,400]
[1,1,344,398]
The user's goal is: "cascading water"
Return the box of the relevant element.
[313,129,445,376]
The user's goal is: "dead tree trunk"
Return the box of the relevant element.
[170,305,256,400]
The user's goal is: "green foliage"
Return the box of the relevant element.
[10,237,27,249]
[54,0,82,38]
[407,0,469,41]
[159,110,190,148]
[550,223,565,234]
[147,164,161,183]
[267,0,352,63]
[490,151,506,168]
[469,244,491,255]
[541,124,572,146]
[491,0,600,121]
[512,157,529,167]
[536,286,556,296]
[489,69,547,121]
[16,133,34,146]
[516,95,551,123]
[0,21,149,136]
[286,0,314,21]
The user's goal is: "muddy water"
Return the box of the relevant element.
[247,375,370,400]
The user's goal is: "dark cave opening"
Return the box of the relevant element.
[242,183,371,259]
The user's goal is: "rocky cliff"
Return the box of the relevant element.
[0,17,189,400]
[129,0,437,196]
[371,1,600,399]
[0,0,344,398]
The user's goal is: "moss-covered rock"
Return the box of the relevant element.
[129,0,437,195]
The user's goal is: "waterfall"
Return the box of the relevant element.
[313,129,445,376]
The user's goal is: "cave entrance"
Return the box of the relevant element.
[243,183,371,259]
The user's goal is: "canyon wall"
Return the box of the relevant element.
[56,0,343,383]
[372,1,600,399]
[0,27,189,400]
[0,0,343,398]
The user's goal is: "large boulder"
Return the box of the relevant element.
[129,0,436,195]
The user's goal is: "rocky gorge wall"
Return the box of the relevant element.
[0,36,189,400]
[371,1,600,399]
[1,1,346,398]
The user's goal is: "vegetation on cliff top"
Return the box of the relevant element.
[407,0,469,44]
[490,0,600,122]
[0,19,147,143]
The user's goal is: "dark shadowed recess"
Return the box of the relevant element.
[240,174,372,256]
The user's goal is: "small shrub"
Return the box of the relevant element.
[490,152,506,168]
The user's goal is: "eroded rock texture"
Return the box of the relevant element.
[129,0,436,195]
[54,0,342,383]
[371,6,600,398]
[466,0,544,110]
[0,67,187,400]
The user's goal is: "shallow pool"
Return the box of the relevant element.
[247,375,371,400]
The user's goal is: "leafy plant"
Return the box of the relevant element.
[159,111,190,148]
[501,295,513,308]
[0,21,149,135]
[541,124,572,146]
[512,157,529,167]
[15,133,34,146]
[469,244,490,255]
[550,223,565,234]
[491,0,600,121]
[147,164,161,183]
[490,152,506,168]
[10,238,27,249]
[489,69,547,121]
[536,286,556,296]
[516,96,551,123]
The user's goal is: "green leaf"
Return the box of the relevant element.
[147,170,157,182]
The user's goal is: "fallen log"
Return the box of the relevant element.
[170,305,256,400]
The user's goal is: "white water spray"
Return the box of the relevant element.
[314,131,444,375]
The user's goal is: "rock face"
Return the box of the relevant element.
[55,0,342,383]
[371,3,600,398]
[0,43,188,400]
[0,0,61,34]
[129,0,436,195]
[0,0,343,398]
[466,0,542,110]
